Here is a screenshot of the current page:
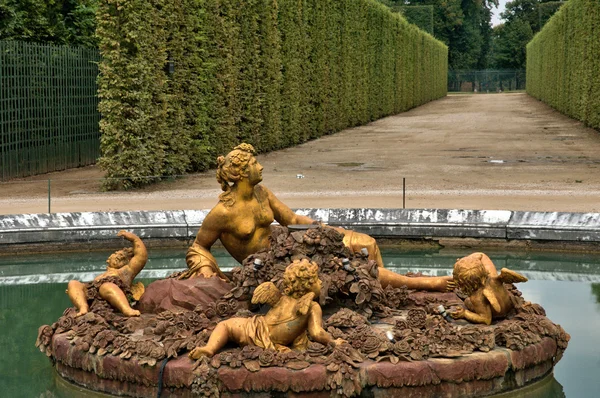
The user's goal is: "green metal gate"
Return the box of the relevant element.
[0,41,101,181]
[448,70,526,93]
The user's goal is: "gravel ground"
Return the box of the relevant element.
[1,93,600,215]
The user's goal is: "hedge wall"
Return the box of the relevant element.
[526,0,600,131]
[97,0,447,189]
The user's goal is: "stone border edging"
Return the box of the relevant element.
[1,209,599,246]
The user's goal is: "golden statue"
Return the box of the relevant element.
[66,231,147,317]
[189,259,345,359]
[181,143,450,292]
[451,252,528,325]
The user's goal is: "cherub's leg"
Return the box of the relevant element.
[98,282,140,316]
[379,268,452,292]
[340,229,384,267]
[340,229,451,292]
[189,319,245,359]
[66,280,89,316]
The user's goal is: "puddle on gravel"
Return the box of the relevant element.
[333,162,365,167]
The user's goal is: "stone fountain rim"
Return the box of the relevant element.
[1,208,599,253]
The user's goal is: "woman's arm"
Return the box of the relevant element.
[181,208,228,280]
[263,186,316,226]
[191,209,223,251]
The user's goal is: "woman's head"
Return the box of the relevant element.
[216,143,262,206]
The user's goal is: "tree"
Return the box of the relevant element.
[489,19,533,69]
[489,0,565,69]
[0,0,98,48]
[378,0,497,70]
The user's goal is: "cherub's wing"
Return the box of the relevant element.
[251,282,282,306]
[482,287,502,313]
[294,292,316,316]
[498,268,528,284]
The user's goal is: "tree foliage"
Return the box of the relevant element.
[490,18,533,69]
[393,5,434,35]
[490,0,566,69]
[0,0,98,48]
[378,0,495,70]
[97,0,448,189]
[527,0,600,130]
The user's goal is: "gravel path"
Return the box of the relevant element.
[2,93,600,215]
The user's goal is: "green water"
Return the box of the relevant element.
[2,248,599,397]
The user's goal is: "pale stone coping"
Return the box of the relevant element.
[0,209,598,245]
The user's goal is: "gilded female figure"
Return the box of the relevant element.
[181,143,450,291]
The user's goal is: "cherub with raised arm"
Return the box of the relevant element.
[451,252,528,325]
[188,259,345,359]
[66,230,148,317]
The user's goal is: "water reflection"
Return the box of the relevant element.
[498,374,565,398]
[1,249,599,397]
[591,284,600,304]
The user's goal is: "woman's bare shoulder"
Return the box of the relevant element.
[255,184,271,195]
[204,202,232,223]
[254,184,274,201]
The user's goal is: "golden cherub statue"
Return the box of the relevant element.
[188,259,345,359]
[181,143,450,292]
[450,252,528,325]
[66,230,147,317]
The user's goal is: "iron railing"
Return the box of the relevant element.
[448,70,526,93]
[0,41,101,181]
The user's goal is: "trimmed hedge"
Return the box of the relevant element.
[527,0,600,131]
[97,0,447,189]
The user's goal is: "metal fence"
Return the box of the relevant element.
[0,41,101,181]
[448,70,526,93]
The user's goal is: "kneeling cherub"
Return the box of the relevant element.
[451,252,528,325]
[189,259,345,359]
[66,230,147,317]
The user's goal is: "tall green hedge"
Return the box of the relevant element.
[527,0,600,131]
[97,0,447,189]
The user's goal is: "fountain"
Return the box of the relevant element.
[32,144,570,397]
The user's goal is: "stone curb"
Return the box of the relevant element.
[0,209,599,246]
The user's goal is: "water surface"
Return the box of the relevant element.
[1,249,598,397]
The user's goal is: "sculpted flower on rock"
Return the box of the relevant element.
[258,349,276,367]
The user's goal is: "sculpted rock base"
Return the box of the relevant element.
[49,312,562,397]
[137,277,233,313]
[37,226,569,397]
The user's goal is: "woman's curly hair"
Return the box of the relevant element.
[216,143,256,207]
[453,254,489,296]
[282,259,320,299]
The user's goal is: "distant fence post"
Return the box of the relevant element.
[403,177,406,209]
